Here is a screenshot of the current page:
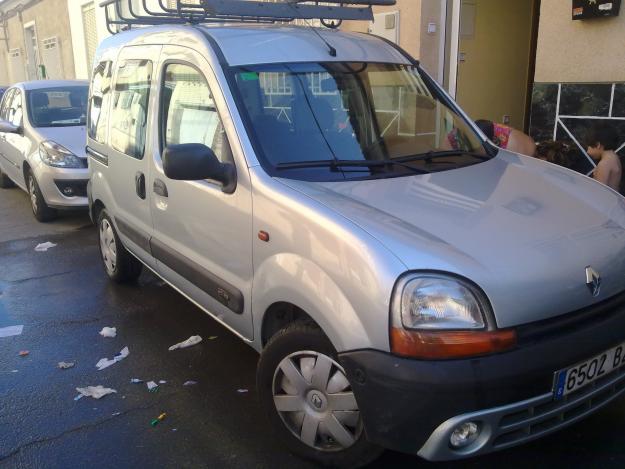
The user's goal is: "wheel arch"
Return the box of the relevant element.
[254,253,372,353]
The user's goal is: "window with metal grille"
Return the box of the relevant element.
[43,37,58,50]
[82,2,98,73]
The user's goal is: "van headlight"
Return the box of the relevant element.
[39,141,83,168]
[390,273,516,359]
[399,276,485,330]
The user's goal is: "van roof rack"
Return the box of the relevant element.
[100,0,396,34]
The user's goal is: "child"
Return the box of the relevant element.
[475,119,536,157]
[586,123,622,191]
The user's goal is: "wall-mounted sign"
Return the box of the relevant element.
[573,0,621,20]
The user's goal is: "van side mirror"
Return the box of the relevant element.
[162,143,236,194]
[0,120,22,135]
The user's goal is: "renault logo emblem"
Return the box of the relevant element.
[586,266,601,297]
[311,393,323,409]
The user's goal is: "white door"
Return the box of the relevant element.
[106,46,161,263]
[24,25,40,80]
[149,46,254,340]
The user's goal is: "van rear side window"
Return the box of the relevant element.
[110,59,153,159]
[88,61,113,143]
[161,63,232,163]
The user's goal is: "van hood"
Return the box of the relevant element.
[31,126,87,159]
[279,151,625,328]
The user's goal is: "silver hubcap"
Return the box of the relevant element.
[28,176,38,213]
[273,351,361,452]
[99,219,117,274]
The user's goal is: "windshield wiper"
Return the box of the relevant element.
[45,122,84,127]
[395,150,492,163]
[275,159,430,175]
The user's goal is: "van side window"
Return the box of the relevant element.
[88,61,113,143]
[161,63,232,163]
[8,90,23,127]
[110,59,153,159]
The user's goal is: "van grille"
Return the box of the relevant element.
[492,365,625,450]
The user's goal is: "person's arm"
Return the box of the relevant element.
[593,160,611,186]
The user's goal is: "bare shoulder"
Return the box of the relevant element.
[509,129,536,157]
[601,152,622,172]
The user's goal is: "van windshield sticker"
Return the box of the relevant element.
[239,72,259,81]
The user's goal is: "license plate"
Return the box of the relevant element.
[554,342,625,399]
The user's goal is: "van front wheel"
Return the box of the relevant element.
[257,322,382,468]
[97,209,142,283]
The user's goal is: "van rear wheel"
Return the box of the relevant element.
[97,209,143,283]
[257,322,382,468]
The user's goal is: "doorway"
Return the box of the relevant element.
[23,23,40,80]
[451,0,540,132]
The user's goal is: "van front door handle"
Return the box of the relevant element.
[135,172,146,199]
[153,178,168,197]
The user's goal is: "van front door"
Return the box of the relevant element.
[106,45,161,265]
[150,46,254,340]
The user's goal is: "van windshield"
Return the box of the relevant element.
[232,62,492,181]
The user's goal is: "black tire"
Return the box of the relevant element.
[27,170,57,222]
[97,209,143,283]
[0,167,15,188]
[257,322,383,468]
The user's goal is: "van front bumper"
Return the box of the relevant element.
[339,293,625,460]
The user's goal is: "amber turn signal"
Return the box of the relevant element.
[390,327,517,359]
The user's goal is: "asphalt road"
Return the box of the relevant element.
[2,186,625,469]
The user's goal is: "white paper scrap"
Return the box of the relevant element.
[96,346,129,371]
[75,385,117,399]
[168,335,202,351]
[147,381,158,391]
[99,327,117,338]
[0,325,24,338]
[35,242,57,252]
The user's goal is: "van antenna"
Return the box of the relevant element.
[285,1,337,57]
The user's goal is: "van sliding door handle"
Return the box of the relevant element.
[135,172,146,199]
[153,179,168,197]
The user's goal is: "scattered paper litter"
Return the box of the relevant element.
[168,335,202,351]
[11,370,18,373]
[18,350,29,357]
[58,361,75,369]
[208,336,218,340]
[99,327,117,338]
[237,389,249,394]
[183,380,197,387]
[147,381,158,392]
[75,385,117,400]
[130,378,143,384]
[112,412,122,416]
[159,380,167,384]
[96,346,129,371]
[0,325,23,338]
[35,242,57,252]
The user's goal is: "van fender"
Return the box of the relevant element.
[253,253,372,353]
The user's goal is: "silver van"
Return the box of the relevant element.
[88,1,625,466]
